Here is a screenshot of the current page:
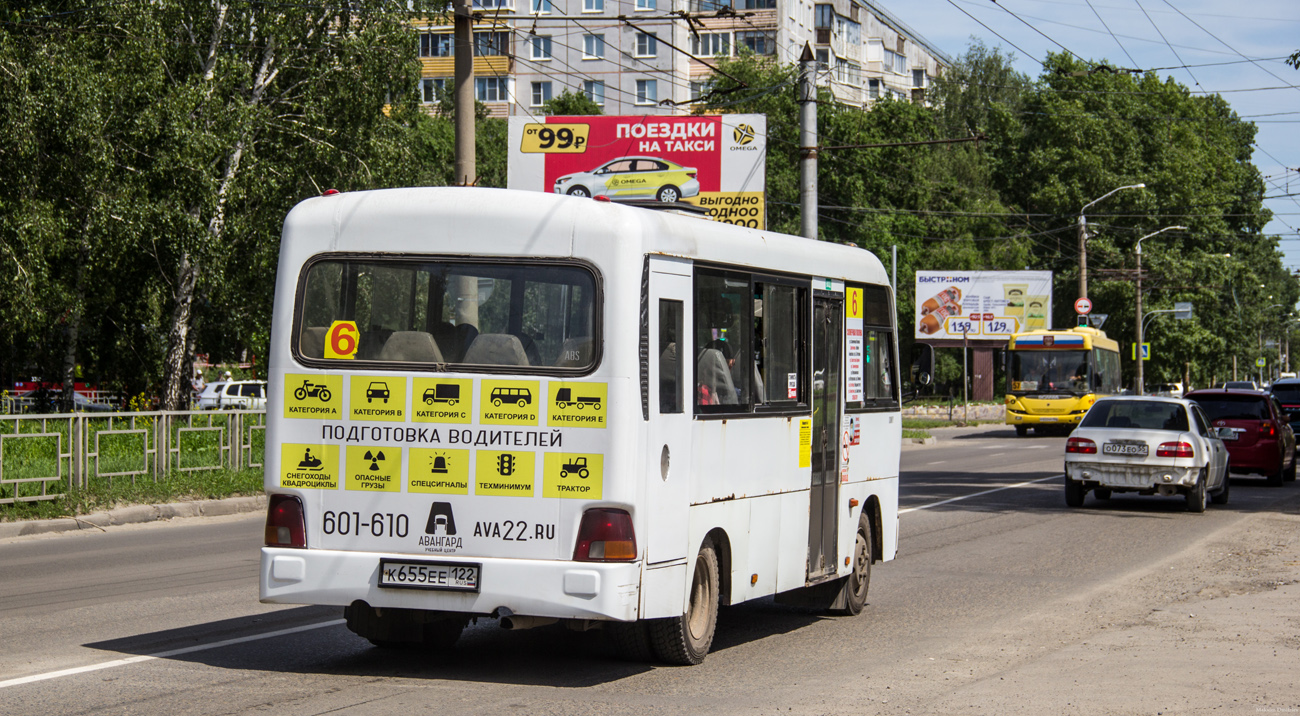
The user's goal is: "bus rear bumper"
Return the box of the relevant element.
[260,547,641,622]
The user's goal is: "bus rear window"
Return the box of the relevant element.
[296,258,598,372]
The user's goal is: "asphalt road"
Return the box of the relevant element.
[2,424,1298,715]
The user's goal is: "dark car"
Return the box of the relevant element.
[1268,377,1300,443]
[1186,388,1296,486]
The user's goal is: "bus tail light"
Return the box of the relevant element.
[1157,442,1194,458]
[266,495,307,548]
[573,508,636,561]
[1066,437,1096,454]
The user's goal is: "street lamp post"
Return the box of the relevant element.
[1080,183,1146,300]
[1134,225,1187,396]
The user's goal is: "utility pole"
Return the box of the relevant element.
[798,43,817,240]
[453,0,475,186]
[1077,214,1087,301]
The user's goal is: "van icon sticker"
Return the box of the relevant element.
[476,450,535,496]
[283,373,343,419]
[548,382,608,428]
[350,376,406,422]
[345,445,400,492]
[408,448,470,494]
[413,378,472,423]
[543,453,603,498]
[280,443,339,489]
[479,380,540,426]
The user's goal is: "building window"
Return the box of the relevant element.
[868,78,880,99]
[583,33,606,58]
[738,0,774,8]
[884,49,906,73]
[834,59,860,85]
[689,0,731,9]
[582,79,606,105]
[913,68,926,88]
[690,80,707,101]
[690,32,729,57]
[530,35,552,60]
[531,81,552,106]
[473,0,512,7]
[584,0,603,10]
[737,30,774,55]
[636,78,657,104]
[636,0,655,9]
[635,32,657,57]
[421,78,450,103]
[815,48,829,70]
[531,0,551,13]
[474,31,510,56]
[814,4,832,29]
[475,77,506,102]
[419,33,453,58]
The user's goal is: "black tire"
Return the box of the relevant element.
[567,186,591,198]
[831,515,872,616]
[1094,487,1112,500]
[1015,425,1028,437]
[1064,474,1085,507]
[607,620,655,662]
[319,389,331,402]
[656,185,681,203]
[1211,463,1231,505]
[493,398,502,407]
[294,387,307,401]
[1267,463,1284,487]
[649,542,719,665]
[1285,456,1296,482]
[1186,469,1207,513]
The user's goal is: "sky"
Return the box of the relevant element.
[882,0,1300,269]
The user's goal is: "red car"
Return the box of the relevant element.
[1185,388,1296,486]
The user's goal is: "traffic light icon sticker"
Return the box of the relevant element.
[543,453,603,499]
[475,450,535,497]
[345,446,401,492]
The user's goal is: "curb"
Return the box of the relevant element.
[0,495,268,540]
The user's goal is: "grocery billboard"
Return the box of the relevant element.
[507,114,766,228]
[914,271,1053,341]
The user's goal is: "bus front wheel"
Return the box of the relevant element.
[649,541,719,665]
[831,515,872,616]
[1015,425,1027,437]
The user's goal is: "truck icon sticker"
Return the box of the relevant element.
[554,388,601,410]
[423,383,460,405]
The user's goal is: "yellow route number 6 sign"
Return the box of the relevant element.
[325,321,359,360]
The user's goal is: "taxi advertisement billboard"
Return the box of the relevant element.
[507,114,767,229]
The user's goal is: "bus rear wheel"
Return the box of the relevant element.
[649,541,719,665]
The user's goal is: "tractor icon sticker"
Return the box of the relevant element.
[559,456,590,479]
[294,380,332,402]
[544,453,602,499]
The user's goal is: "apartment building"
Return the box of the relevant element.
[415,0,949,116]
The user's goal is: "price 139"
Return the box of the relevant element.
[947,318,977,335]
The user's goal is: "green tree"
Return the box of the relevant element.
[542,90,603,116]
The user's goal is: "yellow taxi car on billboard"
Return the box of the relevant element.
[552,156,700,202]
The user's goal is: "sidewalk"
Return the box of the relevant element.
[0,495,267,541]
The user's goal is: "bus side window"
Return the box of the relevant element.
[695,270,751,409]
[659,299,683,413]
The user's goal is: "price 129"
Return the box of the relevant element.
[985,319,1013,335]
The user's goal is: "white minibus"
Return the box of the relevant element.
[260,187,902,664]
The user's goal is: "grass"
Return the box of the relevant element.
[0,467,264,522]
[902,429,931,440]
[903,417,1003,429]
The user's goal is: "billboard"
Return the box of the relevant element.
[507,114,767,228]
[914,270,1053,341]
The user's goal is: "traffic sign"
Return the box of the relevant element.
[1090,313,1108,329]
[1074,297,1093,315]
[1132,343,1150,361]
[1256,357,1267,368]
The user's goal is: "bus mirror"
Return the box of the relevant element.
[910,343,934,387]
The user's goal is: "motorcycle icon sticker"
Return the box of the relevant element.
[349,376,407,422]
[345,445,401,492]
[283,373,343,419]
[412,378,472,424]
[408,447,470,495]
[280,443,340,489]
[543,452,603,499]
[547,382,608,428]
[475,450,535,497]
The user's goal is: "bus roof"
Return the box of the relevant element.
[1007,325,1119,353]
[279,187,890,287]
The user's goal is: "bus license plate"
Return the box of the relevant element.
[1039,417,1058,423]
[1102,442,1148,457]
[378,559,480,592]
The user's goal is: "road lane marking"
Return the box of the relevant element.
[925,460,947,466]
[899,475,1060,514]
[1025,445,1049,449]
[0,619,345,690]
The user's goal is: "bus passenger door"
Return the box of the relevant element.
[808,295,842,580]
[646,257,693,565]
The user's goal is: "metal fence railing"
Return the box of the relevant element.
[0,410,266,506]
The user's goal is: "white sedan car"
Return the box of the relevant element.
[1064,396,1231,512]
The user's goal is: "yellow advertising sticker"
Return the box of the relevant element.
[686,192,766,230]
[543,453,603,499]
[798,418,812,468]
[283,373,343,420]
[475,450,535,497]
[480,380,541,426]
[412,378,472,423]
[846,287,863,319]
[519,123,590,153]
[344,445,401,493]
[408,448,470,495]
[547,382,607,428]
[324,321,359,360]
[280,443,339,489]
[350,376,406,422]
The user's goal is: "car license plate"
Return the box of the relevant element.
[1102,442,1148,457]
[378,559,480,592]
[1221,431,1239,441]
[1039,417,1058,423]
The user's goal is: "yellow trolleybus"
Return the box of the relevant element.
[1005,326,1121,436]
